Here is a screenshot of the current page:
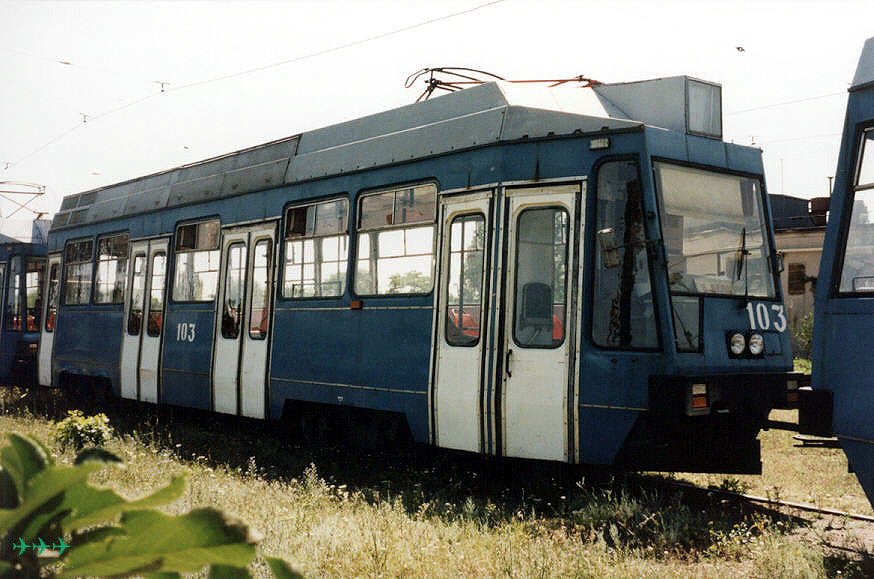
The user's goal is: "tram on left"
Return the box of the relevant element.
[0,219,49,385]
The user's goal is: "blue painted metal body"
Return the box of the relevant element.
[812,38,874,504]
[45,80,794,468]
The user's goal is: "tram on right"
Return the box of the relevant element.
[811,35,874,505]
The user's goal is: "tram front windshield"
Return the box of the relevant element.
[654,162,776,299]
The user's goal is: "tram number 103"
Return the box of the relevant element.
[745,303,787,332]
[175,322,197,342]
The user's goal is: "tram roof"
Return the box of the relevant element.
[51,76,718,231]
[852,36,874,90]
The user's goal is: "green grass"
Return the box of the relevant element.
[1,386,872,577]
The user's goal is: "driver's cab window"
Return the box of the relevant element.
[592,160,658,349]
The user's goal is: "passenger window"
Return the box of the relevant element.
[445,214,485,347]
[94,234,129,304]
[63,239,93,305]
[513,208,568,348]
[221,243,246,339]
[592,160,658,349]
[5,257,22,331]
[147,253,166,337]
[127,254,146,335]
[283,198,348,298]
[250,240,272,339]
[26,260,45,332]
[173,221,220,302]
[355,184,436,295]
[45,263,59,332]
[839,129,874,293]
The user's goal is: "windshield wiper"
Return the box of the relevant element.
[736,227,750,304]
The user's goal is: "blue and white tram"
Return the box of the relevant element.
[812,37,874,502]
[0,221,48,384]
[39,77,801,472]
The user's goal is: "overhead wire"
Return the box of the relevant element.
[725,91,846,115]
[2,0,508,174]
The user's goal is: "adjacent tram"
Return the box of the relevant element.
[812,36,874,501]
[36,76,801,472]
[0,221,48,384]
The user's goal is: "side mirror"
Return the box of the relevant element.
[775,252,785,274]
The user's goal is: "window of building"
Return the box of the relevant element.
[94,234,129,304]
[283,198,348,298]
[63,239,94,305]
[788,263,807,295]
[355,184,436,295]
[172,220,220,302]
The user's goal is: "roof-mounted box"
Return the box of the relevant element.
[594,76,722,139]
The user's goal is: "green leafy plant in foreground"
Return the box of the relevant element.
[0,432,300,578]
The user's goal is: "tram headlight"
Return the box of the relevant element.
[729,332,746,356]
[748,333,764,356]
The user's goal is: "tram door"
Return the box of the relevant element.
[120,239,168,402]
[433,192,492,453]
[37,255,61,386]
[501,184,580,461]
[212,223,275,418]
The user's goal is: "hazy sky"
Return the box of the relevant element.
[1,0,873,219]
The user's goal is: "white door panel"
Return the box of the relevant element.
[37,256,61,387]
[120,243,148,399]
[433,193,491,452]
[502,185,579,461]
[139,242,167,403]
[120,239,168,402]
[213,224,274,417]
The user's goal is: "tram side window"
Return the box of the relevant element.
[355,184,437,295]
[94,234,129,304]
[63,239,93,305]
[173,220,220,302]
[147,253,166,337]
[250,240,271,339]
[513,208,568,348]
[283,198,348,298]
[592,160,658,349]
[45,263,59,332]
[25,260,45,331]
[4,258,22,331]
[839,129,874,293]
[446,214,485,347]
[127,254,146,335]
[221,243,246,339]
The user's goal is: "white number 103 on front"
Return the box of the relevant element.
[745,303,787,332]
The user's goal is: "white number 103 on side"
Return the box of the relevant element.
[745,303,787,332]
[176,322,196,342]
